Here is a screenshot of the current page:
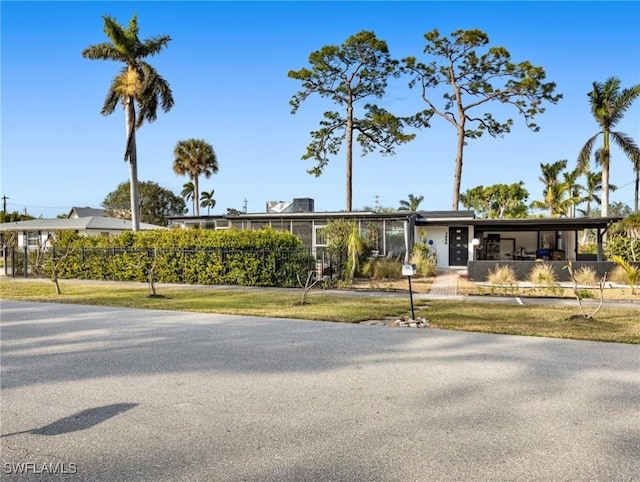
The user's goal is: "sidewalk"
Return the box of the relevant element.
[428,269,460,296]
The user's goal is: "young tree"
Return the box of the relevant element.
[103,181,187,226]
[199,189,216,215]
[289,31,415,212]
[577,77,640,217]
[402,29,561,210]
[83,14,174,231]
[398,194,424,211]
[172,139,219,216]
[32,231,78,295]
[460,182,529,218]
[346,224,365,282]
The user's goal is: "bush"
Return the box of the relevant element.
[41,228,313,288]
[576,289,595,299]
[410,246,437,277]
[572,266,597,286]
[529,263,557,286]
[604,234,640,263]
[487,265,516,285]
[362,258,402,280]
[610,255,639,294]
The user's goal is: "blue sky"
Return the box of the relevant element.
[2,1,639,218]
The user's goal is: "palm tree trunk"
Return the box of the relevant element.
[600,132,611,217]
[125,98,140,232]
[193,176,200,217]
[635,167,639,214]
[345,101,354,212]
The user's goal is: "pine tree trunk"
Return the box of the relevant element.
[345,102,354,212]
[452,125,465,211]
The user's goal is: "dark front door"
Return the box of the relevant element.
[449,227,469,266]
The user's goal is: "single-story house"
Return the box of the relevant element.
[0,216,165,251]
[168,209,476,265]
[168,203,622,281]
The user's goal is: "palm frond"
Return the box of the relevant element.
[576,135,599,174]
[611,131,640,166]
[81,43,124,61]
[141,35,173,57]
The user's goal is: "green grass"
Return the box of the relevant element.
[1,278,639,344]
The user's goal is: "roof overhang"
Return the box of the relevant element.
[469,217,622,232]
[169,210,476,223]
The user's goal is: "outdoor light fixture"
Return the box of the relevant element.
[471,237,481,261]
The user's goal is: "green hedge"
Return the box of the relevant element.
[45,228,314,287]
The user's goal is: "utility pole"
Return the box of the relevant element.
[374,195,379,212]
[243,198,248,213]
[1,195,7,221]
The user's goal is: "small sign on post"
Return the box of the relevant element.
[402,263,417,320]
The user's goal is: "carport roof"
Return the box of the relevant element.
[468,216,622,232]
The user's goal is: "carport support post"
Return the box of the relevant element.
[597,229,604,261]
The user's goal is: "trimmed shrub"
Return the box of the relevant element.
[572,266,597,286]
[42,228,313,288]
[487,265,516,285]
[529,263,557,286]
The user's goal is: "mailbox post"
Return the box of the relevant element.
[402,263,417,320]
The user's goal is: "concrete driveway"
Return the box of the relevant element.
[1,301,639,481]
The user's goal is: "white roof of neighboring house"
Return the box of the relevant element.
[0,216,166,232]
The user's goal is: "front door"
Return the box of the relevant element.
[449,227,469,266]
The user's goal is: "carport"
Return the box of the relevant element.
[467,216,622,281]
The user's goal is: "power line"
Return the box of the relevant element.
[5,202,71,210]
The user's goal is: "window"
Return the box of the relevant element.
[250,221,268,230]
[291,221,312,247]
[384,221,405,258]
[27,231,39,248]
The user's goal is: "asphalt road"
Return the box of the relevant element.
[1,301,639,481]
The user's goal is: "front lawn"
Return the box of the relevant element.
[1,278,638,343]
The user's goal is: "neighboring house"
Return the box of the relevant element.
[67,206,108,218]
[0,216,165,250]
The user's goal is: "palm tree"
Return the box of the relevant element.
[577,170,617,245]
[530,160,581,217]
[577,170,617,217]
[180,182,195,214]
[172,139,218,217]
[398,194,424,211]
[577,77,640,217]
[199,189,216,215]
[83,14,174,231]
